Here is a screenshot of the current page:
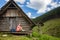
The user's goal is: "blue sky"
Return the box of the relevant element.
[0,0,60,18]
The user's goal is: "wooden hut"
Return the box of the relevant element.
[0,0,35,34]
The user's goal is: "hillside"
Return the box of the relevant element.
[41,18,60,37]
[32,7,60,37]
[33,18,60,38]
[33,7,60,23]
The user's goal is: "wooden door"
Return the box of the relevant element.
[9,17,17,31]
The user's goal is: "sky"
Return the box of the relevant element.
[0,0,60,18]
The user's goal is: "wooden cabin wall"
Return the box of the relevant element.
[0,17,10,31]
[0,9,31,31]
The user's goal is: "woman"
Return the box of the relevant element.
[16,24,22,32]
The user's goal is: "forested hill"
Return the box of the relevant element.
[33,7,60,23]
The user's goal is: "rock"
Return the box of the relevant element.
[2,34,8,37]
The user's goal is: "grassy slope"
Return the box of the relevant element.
[0,33,60,40]
[40,18,60,37]
[0,36,30,40]
[0,33,31,40]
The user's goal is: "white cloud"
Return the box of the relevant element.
[5,0,26,4]
[37,7,52,14]
[18,4,24,7]
[27,0,43,10]
[27,0,52,14]
[5,0,9,1]
[46,7,51,11]
[37,7,47,13]
[27,2,30,5]
[50,2,60,8]
[31,17,36,19]
[15,0,25,4]
[26,12,36,18]
[59,2,60,3]
[27,12,31,18]
[27,0,60,14]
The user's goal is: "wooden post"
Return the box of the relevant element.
[37,23,40,34]
[37,22,44,34]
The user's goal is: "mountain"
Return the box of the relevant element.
[33,7,60,24]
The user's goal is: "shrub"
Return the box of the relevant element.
[32,32,40,37]
[39,34,60,40]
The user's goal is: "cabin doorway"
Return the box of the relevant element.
[9,17,17,32]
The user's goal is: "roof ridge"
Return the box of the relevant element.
[9,0,14,1]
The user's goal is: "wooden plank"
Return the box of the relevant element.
[0,30,32,35]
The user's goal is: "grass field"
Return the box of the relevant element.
[0,33,60,40]
[40,18,60,37]
[0,33,31,40]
